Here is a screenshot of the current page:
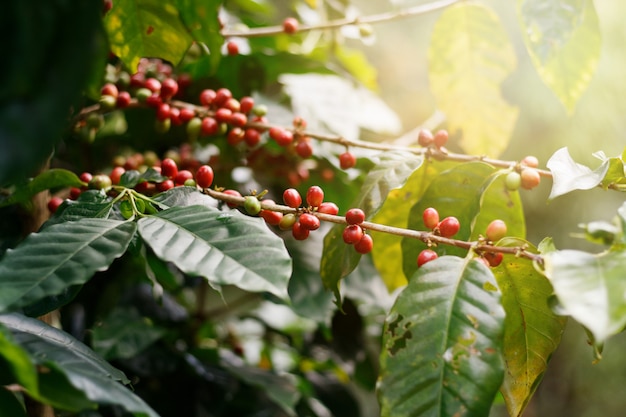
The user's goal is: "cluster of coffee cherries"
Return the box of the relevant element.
[505,156,541,191]
[418,129,449,150]
[341,208,374,254]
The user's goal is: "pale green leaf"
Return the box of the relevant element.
[138,205,291,300]
[0,219,137,312]
[517,0,601,112]
[429,3,518,157]
[378,256,505,417]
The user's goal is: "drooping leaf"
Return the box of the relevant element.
[372,160,456,291]
[279,74,402,141]
[547,147,609,199]
[176,0,223,73]
[493,240,566,417]
[517,0,601,113]
[0,313,159,417]
[0,325,38,391]
[429,3,518,157]
[320,151,422,301]
[378,256,505,417]
[92,307,166,361]
[104,0,195,71]
[401,162,496,280]
[0,169,83,208]
[543,249,626,344]
[0,219,137,312]
[138,205,291,300]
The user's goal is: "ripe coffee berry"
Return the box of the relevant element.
[318,202,339,215]
[200,89,217,106]
[345,208,365,225]
[110,167,125,185]
[417,249,438,267]
[283,188,302,208]
[161,158,178,178]
[292,222,310,240]
[48,196,64,213]
[438,216,460,238]
[520,168,541,190]
[339,151,356,169]
[434,130,449,148]
[418,129,434,147]
[354,234,374,254]
[295,139,313,158]
[201,117,219,136]
[169,107,182,125]
[195,165,214,189]
[224,98,241,113]
[116,91,131,108]
[244,196,262,215]
[223,189,242,208]
[240,97,254,114]
[79,172,93,184]
[423,207,440,230]
[484,252,504,267]
[101,83,118,98]
[306,186,324,208]
[275,129,294,147]
[156,103,171,121]
[69,187,82,200]
[215,108,233,123]
[260,209,283,226]
[486,219,507,242]
[179,107,195,122]
[298,213,319,231]
[343,225,364,244]
[214,88,232,107]
[230,112,247,127]
[144,78,161,93]
[175,170,193,185]
[283,17,299,34]
[226,40,239,56]
[160,78,179,99]
[244,129,261,147]
[156,179,174,192]
[227,127,245,146]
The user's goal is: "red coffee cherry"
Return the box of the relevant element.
[422,207,440,230]
[417,249,438,267]
[306,186,324,208]
[109,166,125,185]
[342,225,364,244]
[521,155,539,168]
[484,252,504,267]
[354,234,374,254]
[259,200,283,226]
[283,17,299,34]
[486,219,507,242]
[116,91,131,108]
[520,168,541,190]
[223,189,242,208]
[227,127,245,146]
[161,158,178,179]
[417,129,434,147]
[299,213,320,231]
[69,187,82,200]
[244,128,261,147]
[240,96,254,114]
[79,172,93,184]
[318,202,339,215]
[156,179,174,192]
[179,107,195,122]
[226,40,239,56]
[200,89,217,106]
[174,170,193,186]
[144,77,161,93]
[438,216,460,238]
[433,129,449,148]
[339,151,356,169]
[201,117,219,136]
[48,196,64,213]
[345,208,365,225]
[215,108,233,123]
[156,103,171,121]
[214,88,232,107]
[295,138,313,158]
[195,165,214,189]
[283,188,302,208]
[160,78,179,100]
[101,83,118,98]
[275,129,294,147]
[292,221,310,240]
[230,112,248,127]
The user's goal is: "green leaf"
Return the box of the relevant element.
[138,205,291,300]
[0,218,137,312]
[153,186,214,208]
[0,387,27,417]
[543,249,626,344]
[92,307,165,360]
[547,147,610,199]
[517,0,601,113]
[428,3,518,157]
[320,151,422,300]
[493,241,566,417]
[105,0,194,71]
[401,162,496,280]
[378,256,505,417]
[0,169,83,208]
[176,0,223,73]
[0,313,159,417]
[0,325,38,391]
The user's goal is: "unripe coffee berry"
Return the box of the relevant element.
[354,234,374,254]
[418,129,434,147]
[244,196,262,215]
[89,174,112,190]
[423,207,440,230]
[486,219,507,242]
[195,165,214,189]
[438,216,460,238]
[521,155,539,168]
[279,213,297,230]
[283,188,302,208]
[417,249,438,267]
[299,213,320,230]
[345,208,365,225]
[306,186,324,208]
[342,225,364,244]
[505,171,521,191]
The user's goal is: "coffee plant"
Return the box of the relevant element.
[1,0,624,416]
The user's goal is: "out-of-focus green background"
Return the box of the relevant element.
[352,1,626,415]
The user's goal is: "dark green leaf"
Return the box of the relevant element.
[0,219,137,312]
[0,169,83,208]
[153,186,215,208]
[0,313,159,417]
[92,307,166,360]
[120,170,142,188]
[138,205,291,300]
[320,225,361,303]
[543,249,626,344]
[378,256,505,417]
[176,0,223,73]
[547,147,609,200]
[43,192,114,229]
[0,387,27,417]
[105,0,194,71]
[0,325,37,391]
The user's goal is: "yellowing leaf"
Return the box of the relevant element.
[517,0,601,113]
[428,3,518,157]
